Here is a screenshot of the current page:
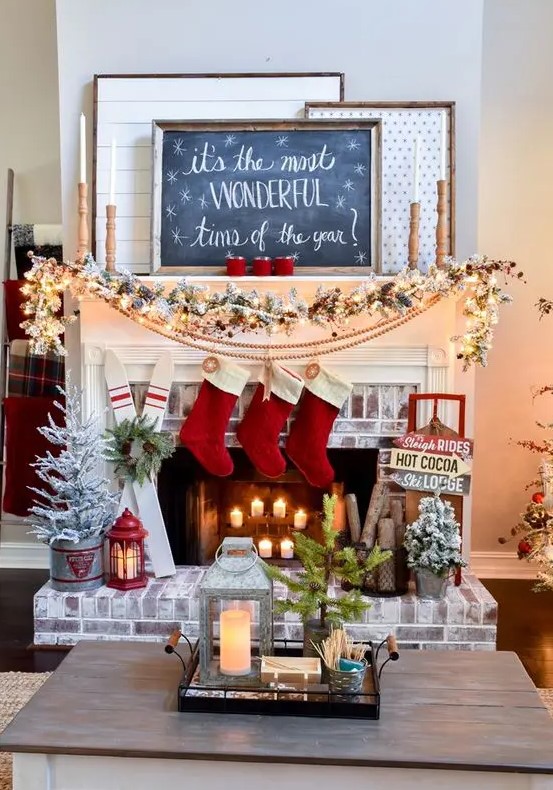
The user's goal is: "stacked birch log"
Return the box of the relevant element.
[345,484,408,595]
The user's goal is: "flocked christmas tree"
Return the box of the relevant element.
[403,492,466,578]
[28,383,119,545]
[266,493,391,629]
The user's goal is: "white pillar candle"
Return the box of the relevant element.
[219,609,251,676]
[125,545,137,580]
[440,112,447,181]
[229,508,243,528]
[258,538,272,559]
[413,137,420,203]
[114,543,124,579]
[109,138,117,205]
[251,498,264,517]
[280,538,294,560]
[293,509,307,530]
[79,113,86,184]
[273,498,286,518]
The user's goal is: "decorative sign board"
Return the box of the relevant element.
[390,469,471,496]
[389,448,471,478]
[152,120,380,274]
[393,432,473,461]
[388,431,473,496]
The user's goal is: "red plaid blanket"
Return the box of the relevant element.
[8,340,65,397]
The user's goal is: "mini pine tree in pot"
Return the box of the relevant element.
[28,383,119,592]
[266,494,391,656]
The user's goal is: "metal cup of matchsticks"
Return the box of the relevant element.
[327,660,367,701]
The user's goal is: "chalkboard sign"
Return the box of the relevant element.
[152,120,380,274]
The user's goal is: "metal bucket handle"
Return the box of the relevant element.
[375,634,400,681]
[164,629,193,673]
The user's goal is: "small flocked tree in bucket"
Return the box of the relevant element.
[28,382,119,591]
[267,494,390,655]
[404,492,466,599]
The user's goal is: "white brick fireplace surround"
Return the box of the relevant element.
[25,288,494,649]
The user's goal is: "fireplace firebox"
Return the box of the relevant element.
[158,448,378,566]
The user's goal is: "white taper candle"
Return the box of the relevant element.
[413,136,420,202]
[440,112,447,181]
[109,138,117,205]
[80,113,86,184]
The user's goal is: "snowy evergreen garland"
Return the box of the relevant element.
[28,384,119,545]
[404,493,466,578]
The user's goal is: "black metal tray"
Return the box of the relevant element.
[166,635,398,720]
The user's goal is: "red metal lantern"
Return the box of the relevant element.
[106,508,148,590]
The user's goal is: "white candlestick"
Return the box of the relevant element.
[251,498,264,518]
[280,538,294,560]
[273,498,286,519]
[229,508,243,528]
[114,543,124,579]
[413,136,420,203]
[219,609,251,676]
[258,538,273,559]
[293,509,307,530]
[109,138,117,205]
[440,112,447,181]
[80,113,86,184]
[126,545,137,580]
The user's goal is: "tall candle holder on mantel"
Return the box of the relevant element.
[435,180,448,269]
[105,204,117,273]
[77,182,89,261]
[408,202,420,270]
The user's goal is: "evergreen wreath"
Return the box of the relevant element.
[104,415,174,485]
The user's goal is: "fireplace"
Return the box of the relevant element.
[158,446,378,566]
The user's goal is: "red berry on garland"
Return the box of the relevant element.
[517,539,532,558]
[532,492,544,504]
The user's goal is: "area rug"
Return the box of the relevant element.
[0,673,50,790]
[0,675,552,790]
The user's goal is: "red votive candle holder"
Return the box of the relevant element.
[226,256,247,276]
[252,256,273,276]
[274,256,295,276]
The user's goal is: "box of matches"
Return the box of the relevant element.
[260,656,321,685]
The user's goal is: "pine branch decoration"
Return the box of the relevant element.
[266,493,391,629]
[104,415,175,485]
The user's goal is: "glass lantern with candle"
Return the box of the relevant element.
[106,508,148,590]
[199,537,273,685]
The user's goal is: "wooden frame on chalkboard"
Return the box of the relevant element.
[151,119,381,275]
[305,102,455,275]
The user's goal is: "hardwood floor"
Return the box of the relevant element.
[0,570,552,685]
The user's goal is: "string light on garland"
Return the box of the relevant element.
[21,253,521,367]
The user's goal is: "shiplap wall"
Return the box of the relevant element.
[94,75,343,273]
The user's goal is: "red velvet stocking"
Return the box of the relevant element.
[286,366,352,488]
[179,357,249,477]
[237,364,303,478]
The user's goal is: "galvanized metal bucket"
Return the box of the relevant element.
[414,568,449,600]
[327,660,367,701]
[49,536,104,592]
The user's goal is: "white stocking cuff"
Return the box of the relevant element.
[203,357,250,396]
[304,366,352,409]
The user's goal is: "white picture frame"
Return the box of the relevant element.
[93,73,344,274]
[305,102,455,274]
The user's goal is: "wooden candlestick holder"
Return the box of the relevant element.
[408,201,420,270]
[435,179,448,268]
[105,204,117,272]
[77,182,89,261]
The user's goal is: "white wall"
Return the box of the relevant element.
[0,0,61,563]
[473,0,553,563]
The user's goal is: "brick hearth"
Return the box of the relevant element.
[34,570,497,650]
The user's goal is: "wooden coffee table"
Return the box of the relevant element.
[2,641,552,789]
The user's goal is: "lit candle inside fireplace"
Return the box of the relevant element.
[251,498,264,517]
[219,609,251,676]
[273,498,286,518]
[293,509,307,530]
[258,537,272,558]
[280,538,294,560]
[229,508,243,528]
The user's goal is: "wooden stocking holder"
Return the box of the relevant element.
[406,393,466,586]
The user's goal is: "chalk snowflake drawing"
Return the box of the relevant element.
[171,228,185,246]
[291,252,300,262]
[347,138,360,151]
[166,169,179,184]
[354,250,367,265]
[354,163,366,175]
[275,135,289,148]
[224,134,237,147]
[343,179,355,192]
[179,187,192,204]
[173,138,186,156]
[198,194,209,209]
[335,195,346,209]
[165,204,176,221]
[225,250,234,258]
